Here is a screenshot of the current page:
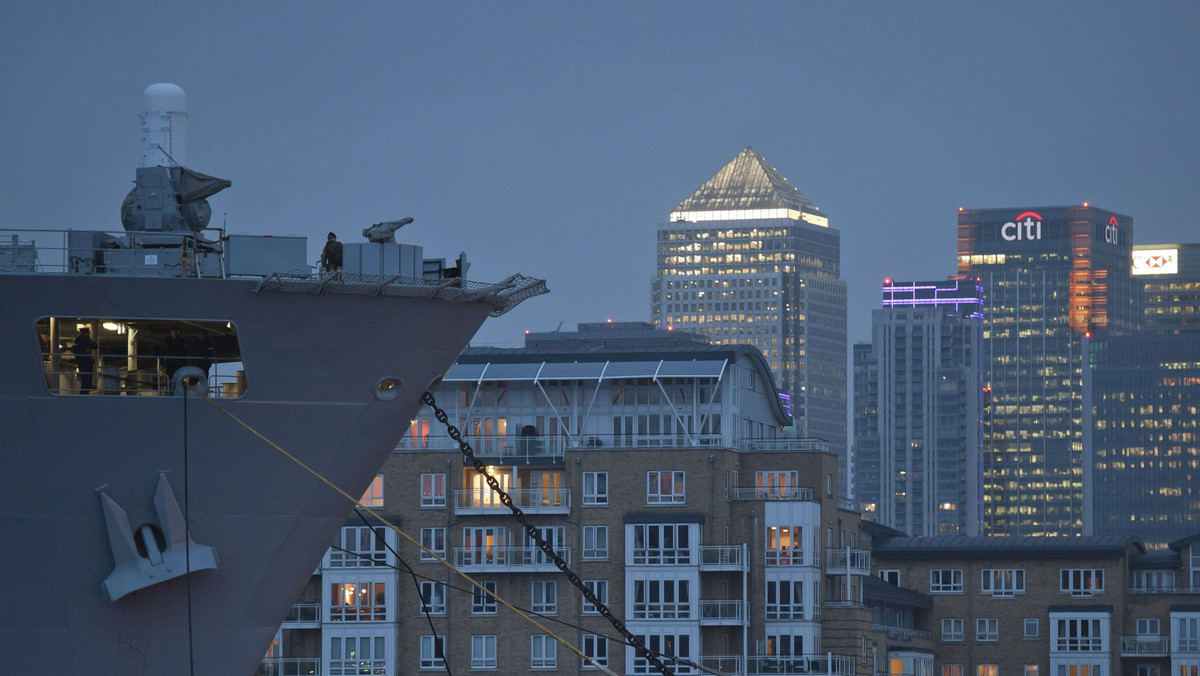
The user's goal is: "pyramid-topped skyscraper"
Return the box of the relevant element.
[653,147,849,491]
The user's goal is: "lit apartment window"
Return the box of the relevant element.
[471,580,498,615]
[631,523,692,564]
[632,578,691,619]
[462,526,507,565]
[531,580,557,614]
[531,634,557,669]
[329,581,387,621]
[647,471,686,504]
[765,525,807,565]
[977,618,999,642]
[583,525,609,560]
[582,634,609,669]
[1054,618,1104,651]
[329,634,386,676]
[981,569,1025,596]
[756,470,799,498]
[418,581,445,616]
[583,471,608,505]
[942,618,964,641]
[943,666,964,676]
[328,526,387,568]
[766,579,804,620]
[360,475,384,507]
[977,665,999,676]
[419,635,445,670]
[420,473,446,507]
[471,635,497,670]
[419,527,445,561]
[582,579,608,615]
[1060,569,1104,596]
[1024,666,1038,676]
[1025,619,1039,638]
[930,569,963,593]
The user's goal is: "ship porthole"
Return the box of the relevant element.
[375,377,402,401]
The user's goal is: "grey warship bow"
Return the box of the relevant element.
[0,84,545,675]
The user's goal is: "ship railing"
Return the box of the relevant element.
[40,352,246,397]
[0,227,228,278]
[728,486,815,501]
[257,657,320,676]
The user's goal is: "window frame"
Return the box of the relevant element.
[583,471,609,506]
[418,581,446,616]
[420,473,447,508]
[419,635,446,670]
[583,525,609,560]
[582,579,608,615]
[471,580,498,615]
[1024,618,1039,638]
[530,634,557,669]
[646,470,686,504]
[582,633,609,669]
[942,617,964,642]
[977,618,999,642]
[1059,568,1105,596]
[419,527,445,561]
[981,568,1026,596]
[930,568,963,593]
[531,579,557,615]
[359,475,385,507]
[471,635,498,670]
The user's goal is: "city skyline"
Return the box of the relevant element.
[2,3,1198,349]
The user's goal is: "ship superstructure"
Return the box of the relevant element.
[0,84,544,675]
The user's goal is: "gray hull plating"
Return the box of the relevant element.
[0,274,490,675]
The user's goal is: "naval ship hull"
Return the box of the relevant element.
[0,274,492,675]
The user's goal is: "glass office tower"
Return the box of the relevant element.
[853,279,984,535]
[1086,243,1200,544]
[957,205,1136,536]
[652,147,848,490]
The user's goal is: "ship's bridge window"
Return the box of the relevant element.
[36,317,246,397]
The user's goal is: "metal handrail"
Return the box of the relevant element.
[40,352,243,396]
[283,603,320,623]
[455,488,570,510]
[728,486,815,501]
[700,600,744,620]
[826,548,871,572]
[0,227,226,278]
[699,545,744,566]
[257,657,321,676]
[1120,636,1169,654]
[453,545,571,568]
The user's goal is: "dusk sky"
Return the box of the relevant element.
[3,3,1198,347]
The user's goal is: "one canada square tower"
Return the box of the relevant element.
[652,148,848,489]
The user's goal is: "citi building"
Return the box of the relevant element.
[957,205,1136,536]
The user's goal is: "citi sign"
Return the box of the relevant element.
[1001,211,1042,241]
[1104,216,1119,244]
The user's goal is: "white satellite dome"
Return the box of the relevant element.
[143,83,186,113]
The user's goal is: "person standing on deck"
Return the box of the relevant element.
[71,328,97,393]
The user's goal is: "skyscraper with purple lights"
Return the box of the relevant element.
[853,279,983,536]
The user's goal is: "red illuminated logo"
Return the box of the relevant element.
[1002,211,1042,241]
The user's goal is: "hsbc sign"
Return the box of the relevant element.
[1002,211,1042,241]
[1132,248,1178,276]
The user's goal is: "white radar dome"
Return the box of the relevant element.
[143,83,186,113]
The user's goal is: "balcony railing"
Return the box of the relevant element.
[700,600,745,625]
[576,433,724,449]
[1129,585,1200,595]
[745,654,856,676]
[1120,636,1169,656]
[837,498,858,512]
[728,486,815,501]
[826,548,871,575]
[257,658,320,676]
[454,488,570,514]
[398,434,566,463]
[765,549,818,567]
[700,545,746,570]
[282,602,320,625]
[741,439,831,453]
[872,623,932,640]
[452,545,570,571]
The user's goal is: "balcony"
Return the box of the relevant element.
[741,439,831,453]
[1121,636,1169,656]
[826,548,871,575]
[700,545,747,571]
[398,434,566,464]
[1129,585,1200,595]
[454,488,570,515]
[700,600,745,625]
[257,658,320,676]
[728,486,815,502]
[576,433,724,449]
[452,545,570,572]
[282,602,320,627]
[745,654,856,676]
[765,549,818,568]
[837,498,859,512]
[872,623,932,640]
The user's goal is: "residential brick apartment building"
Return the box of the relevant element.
[864,522,1200,676]
[261,331,929,676]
